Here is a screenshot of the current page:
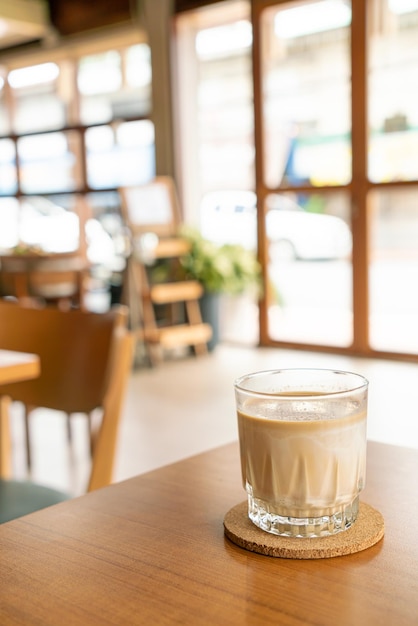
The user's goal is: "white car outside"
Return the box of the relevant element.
[199,190,352,260]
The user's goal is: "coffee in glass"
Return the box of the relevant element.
[234,368,368,538]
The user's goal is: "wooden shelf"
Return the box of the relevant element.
[145,323,212,348]
[119,177,212,365]
[150,281,204,305]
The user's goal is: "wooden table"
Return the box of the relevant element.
[0,349,41,386]
[0,349,41,477]
[0,440,417,625]
[0,251,89,309]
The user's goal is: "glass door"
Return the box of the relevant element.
[173,0,418,359]
[174,1,259,346]
[254,0,354,349]
[368,0,418,355]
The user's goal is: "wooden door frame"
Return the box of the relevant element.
[250,0,418,362]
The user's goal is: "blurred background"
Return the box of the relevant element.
[1,0,418,362]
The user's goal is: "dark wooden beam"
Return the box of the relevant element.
[174,0,225,13]
[48,0,135,36]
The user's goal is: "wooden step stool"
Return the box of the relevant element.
[119,178,212,365]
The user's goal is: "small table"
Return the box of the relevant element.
[0,251,89,309]
[0,440,417,624]
[0,349,40,477]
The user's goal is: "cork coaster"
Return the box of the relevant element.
[224,501,384,559]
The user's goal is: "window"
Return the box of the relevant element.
[261,2,351,189]
[78,46,152,124]
[0,37,154,277]
[174,0,418,359]
[9,62,66,133]
[86,120,155,189]
[259,0,353,349]
[18,131,81,193]
[0,139,17,194]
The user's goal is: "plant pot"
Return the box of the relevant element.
[199,291,220,351]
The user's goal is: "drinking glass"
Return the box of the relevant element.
[234,368,368,538]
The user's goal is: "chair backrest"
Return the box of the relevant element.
[0,301,128,414]
[0,300,134,492]
[87,322,134,491]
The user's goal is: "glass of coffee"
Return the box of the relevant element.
[234,368,368,538]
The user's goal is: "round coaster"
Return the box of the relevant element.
[224,501,384,559]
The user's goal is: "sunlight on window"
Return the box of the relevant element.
[0,139,16,194]
[18,133,68,160]
[8,63,59,89]
[86,120,155,189]
[17,132,78,192]
[126,44,152,88]
[0,138,15,162]
[196,20,252,59]
[78,51,121,95]
[0,197,19,249]
[389,0,418,13]
[274,0,351,39]
[85,126,114,152]
[117,120,154,146]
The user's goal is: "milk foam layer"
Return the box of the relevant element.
[238,402,367,518]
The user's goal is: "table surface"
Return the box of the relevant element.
[0,349,41,478]
[0,440,417,625]
[0,349,40,385]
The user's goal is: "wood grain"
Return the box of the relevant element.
[0,441,417,625]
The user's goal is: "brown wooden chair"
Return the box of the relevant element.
[0,300,134,488]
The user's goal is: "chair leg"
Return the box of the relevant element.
[67,412,95,457]
[66,413,72,444]
[0,396,12,478]
[24,405,32,473]
[88,412,95,458]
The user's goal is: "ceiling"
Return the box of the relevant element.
[0,0,135,53]
[0,0,52,51]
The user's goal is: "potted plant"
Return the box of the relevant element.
[178,227,262,349]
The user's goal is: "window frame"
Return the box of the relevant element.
[0,25,152,198]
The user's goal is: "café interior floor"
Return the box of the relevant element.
[9,341,418,497]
